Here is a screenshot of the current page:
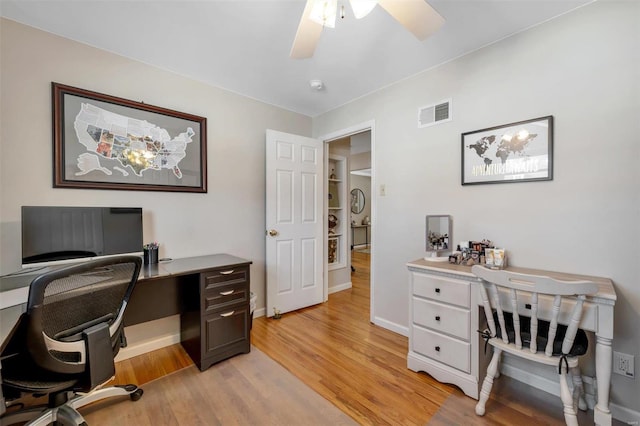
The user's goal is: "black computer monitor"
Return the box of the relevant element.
[21,206,143,267]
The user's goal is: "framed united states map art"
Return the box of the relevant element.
[52,82,207,192]
[461,116,553,185]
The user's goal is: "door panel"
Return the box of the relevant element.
[266,130,324,316]
[301,238,317,289]
[276,239,294,294]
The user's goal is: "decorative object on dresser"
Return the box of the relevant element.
[471,265,597,426]
[461,115,553,185]
[52,82,207,193]
[425,215,452,261]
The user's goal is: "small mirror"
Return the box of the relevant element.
[426,215,452,253]
[350,188,365,214]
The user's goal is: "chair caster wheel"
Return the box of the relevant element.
[130,388,144,401]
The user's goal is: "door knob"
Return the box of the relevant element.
[268,229,279,237]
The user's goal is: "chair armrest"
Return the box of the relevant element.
[83,322,116,389]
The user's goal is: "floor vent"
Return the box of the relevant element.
[418,99,452,128]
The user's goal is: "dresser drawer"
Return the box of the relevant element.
[413,298,470,340]
[412,273,470,308]
[412,326,470,373]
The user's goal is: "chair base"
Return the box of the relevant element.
[1,384,143,426]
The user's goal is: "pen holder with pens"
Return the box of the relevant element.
[143,243,159,265]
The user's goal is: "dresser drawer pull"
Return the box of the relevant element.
[220,270,235,275]
[219,290,235,296]
[435,346,441,352]
[220,311,235,317]
[435,315,441,321]
[435,288,441,293]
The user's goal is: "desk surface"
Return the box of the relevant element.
[1,254,251,310]
[407,258,616,304]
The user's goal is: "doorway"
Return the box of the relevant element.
[322,121,374,322]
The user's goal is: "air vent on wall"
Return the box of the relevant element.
[418,99,452,128]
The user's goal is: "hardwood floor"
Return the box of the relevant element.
[252,251,451,425]
[112,251,600,425]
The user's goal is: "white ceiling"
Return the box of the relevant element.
[1,0,591,117]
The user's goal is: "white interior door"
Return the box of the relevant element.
[265,129,324,317]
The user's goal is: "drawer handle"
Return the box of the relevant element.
[435,346,441,352]
[220,290,235,296]
[435,315,441,321]
[435,288,441,293]
[220,270,235,275]
[220,311,235,317]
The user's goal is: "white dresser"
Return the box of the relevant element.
[406,258,617,426]
[408,262,482,399]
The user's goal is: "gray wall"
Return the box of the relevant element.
[0,18,311,319]
[313,2,640,414]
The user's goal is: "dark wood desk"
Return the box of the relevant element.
[0,254,252,371]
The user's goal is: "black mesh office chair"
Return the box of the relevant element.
[0,255,144,425]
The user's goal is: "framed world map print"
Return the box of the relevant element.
[461,116,553,185]
[52,82,207,192]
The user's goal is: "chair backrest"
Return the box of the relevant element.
[471,265,598,356]
[24,256,141,375]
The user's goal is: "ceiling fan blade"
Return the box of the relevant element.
[290,0,324,59]
[377,0,444,41]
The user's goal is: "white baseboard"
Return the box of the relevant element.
[610,402,640,425]
[115,333,180,362]
[329,282,352,294]
[500,362,564,398]
[253,307,265,318]
[501,363,640,423]
[373,316,408,337]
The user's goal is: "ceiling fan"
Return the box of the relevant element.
[290,0,445,59]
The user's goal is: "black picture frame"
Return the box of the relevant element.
[461,115,553,185]
[52,82,207,192]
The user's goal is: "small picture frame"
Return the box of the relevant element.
[461,116,553,185]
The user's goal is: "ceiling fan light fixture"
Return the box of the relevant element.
[309,0,338,28]
[350,0,378,19]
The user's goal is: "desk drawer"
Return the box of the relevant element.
[413,298,470,340]
[204,305,249,354]
[202,266,249,311]
[202,266,249,288]
[413,273,470,308]
[491,287,598,332]
[412,326,470,373]
[203,283,248,312]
